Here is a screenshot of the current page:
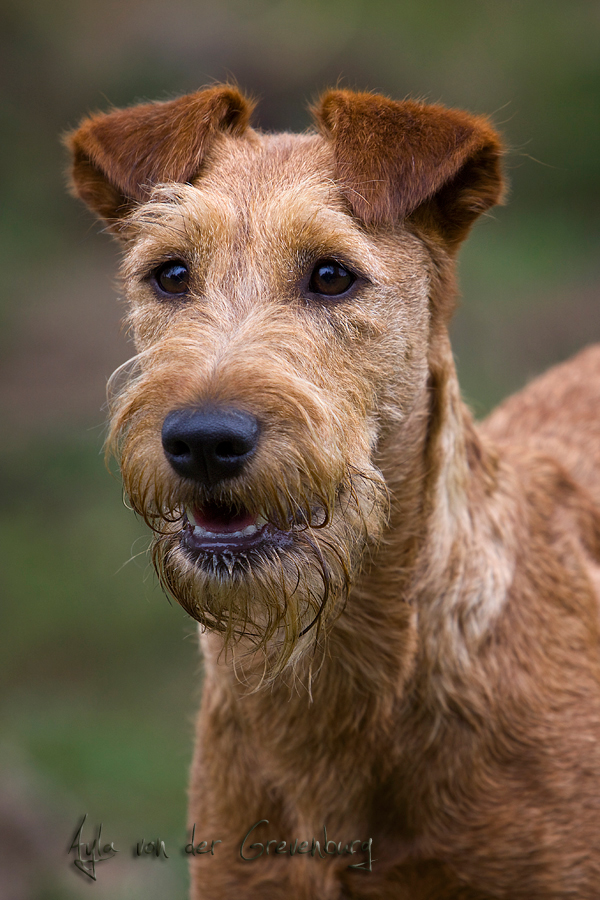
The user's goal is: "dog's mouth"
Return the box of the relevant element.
[185,501,270,549]
[181,499,298,558]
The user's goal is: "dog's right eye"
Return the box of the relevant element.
[308,259,356,299]
[152,260,190,296]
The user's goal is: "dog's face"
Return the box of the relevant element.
[110,132,410,667]
[67,87,502,671]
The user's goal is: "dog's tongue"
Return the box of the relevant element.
[191,501,256,534]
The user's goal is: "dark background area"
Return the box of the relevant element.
[1,1,599,897]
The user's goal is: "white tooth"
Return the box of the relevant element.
[186,506,196,525]
[188,510,263,539]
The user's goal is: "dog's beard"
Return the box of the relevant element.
[142,469,387,677]
[107,358,389,676]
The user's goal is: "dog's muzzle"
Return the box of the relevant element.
[161,405,297,561]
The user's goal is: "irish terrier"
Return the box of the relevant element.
[67,85,600,898]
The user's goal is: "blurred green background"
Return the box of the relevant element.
[1,1,599,897]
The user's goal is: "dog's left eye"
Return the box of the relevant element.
[152,260,190,295]
[308,259,355,298]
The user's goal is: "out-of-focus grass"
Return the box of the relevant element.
[0,433,199,897]
[453,208,600,414]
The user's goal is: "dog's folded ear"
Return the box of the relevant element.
[66,86,254,227]
[314,90,504,246]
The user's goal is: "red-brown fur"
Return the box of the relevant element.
[67,86,600,898]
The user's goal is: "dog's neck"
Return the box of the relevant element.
[344,325,516,719]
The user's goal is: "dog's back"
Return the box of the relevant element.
[483,344,600,504]
[482,342,600,618]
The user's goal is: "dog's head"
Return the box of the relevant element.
[67,86,503,674]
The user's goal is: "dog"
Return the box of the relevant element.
[67,85,600,898]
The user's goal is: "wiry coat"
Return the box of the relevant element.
[67,86,600,898]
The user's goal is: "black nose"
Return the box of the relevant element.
[161,407,260,486]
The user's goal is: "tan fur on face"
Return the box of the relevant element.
[103,133,433,674]
[67,88,600,898]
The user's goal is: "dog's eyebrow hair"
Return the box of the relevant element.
[128,187,388,282]
[126,186,239,232]
[256,198,388,278]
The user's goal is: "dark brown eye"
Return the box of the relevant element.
[308,259,355,297]
[153,260,190,295]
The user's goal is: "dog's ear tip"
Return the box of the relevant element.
[195,83,256,132]
[313,88,390,131]
[314,88,347,110]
